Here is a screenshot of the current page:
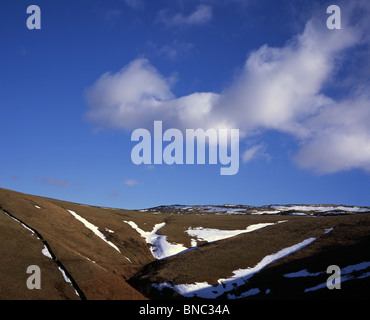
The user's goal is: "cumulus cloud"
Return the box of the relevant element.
[158,5,212,27]
[216,18,359,135]
[85,59,175,131]
[294,95,370,173]
[85,58,223,131]
[85,2,370,174]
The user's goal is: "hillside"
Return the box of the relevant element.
[0,187,369,300]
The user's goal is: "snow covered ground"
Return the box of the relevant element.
[124,220,282,259]
[271,205,370,213]
[284,261,370,293]
[152,236,318,298]
[151,227,370,299]
[123,221,187,259]
[144,204,370,216]
[186,222,281,244]
[42,245,53,259]
[67,210,134,263]
[67,209,121,253]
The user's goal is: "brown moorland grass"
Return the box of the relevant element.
[0,209,80,300]
[1,187,369,300]
[0,187,149,299]
[129,213,370,299]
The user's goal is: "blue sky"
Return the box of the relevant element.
[1,0,369,209]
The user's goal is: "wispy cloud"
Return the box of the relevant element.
[242,144,269,164]
[123,179,138,186]
[123,0,144,10]
[109,190,121,199]
[145,40,194,61]
[158,40,194,61]
[157,5,212,27]
[103,9,122,23]
[38,177,76,188]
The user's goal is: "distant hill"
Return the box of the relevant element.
[0,187,369,300]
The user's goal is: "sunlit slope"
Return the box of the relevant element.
[0,187,150,299]
[128,212,370,299]
[1,187,369,300]
[0,209,80,300]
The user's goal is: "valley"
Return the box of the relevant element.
[0,187,369,300]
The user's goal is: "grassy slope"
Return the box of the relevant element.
[129,212,370,299]
[0,187,149,299]
[1,187,369,300]
[0,210,80,300]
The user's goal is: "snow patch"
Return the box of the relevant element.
[57,267,80,297]
[304,261,370,292]
[123,220,187,259]
[186,222,278,243]
[58,266,72,284]
[42,245,53,259]
[250,210,281,215]
[190,239,197,247]
[153,236,317,298]
[272,205,370,213]
[86,257,96,263]
[67,209,120,253]
[125,220,284,259]
[4,211,37,236]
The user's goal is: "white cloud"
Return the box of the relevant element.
[215,18,359,136]
[294,96,370,173]
[85,58,223,132]
[85,2,370,174]
[158,5,212,27]
[85,59,175,131]
[295,131,370,174]
[242,144,269,164]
